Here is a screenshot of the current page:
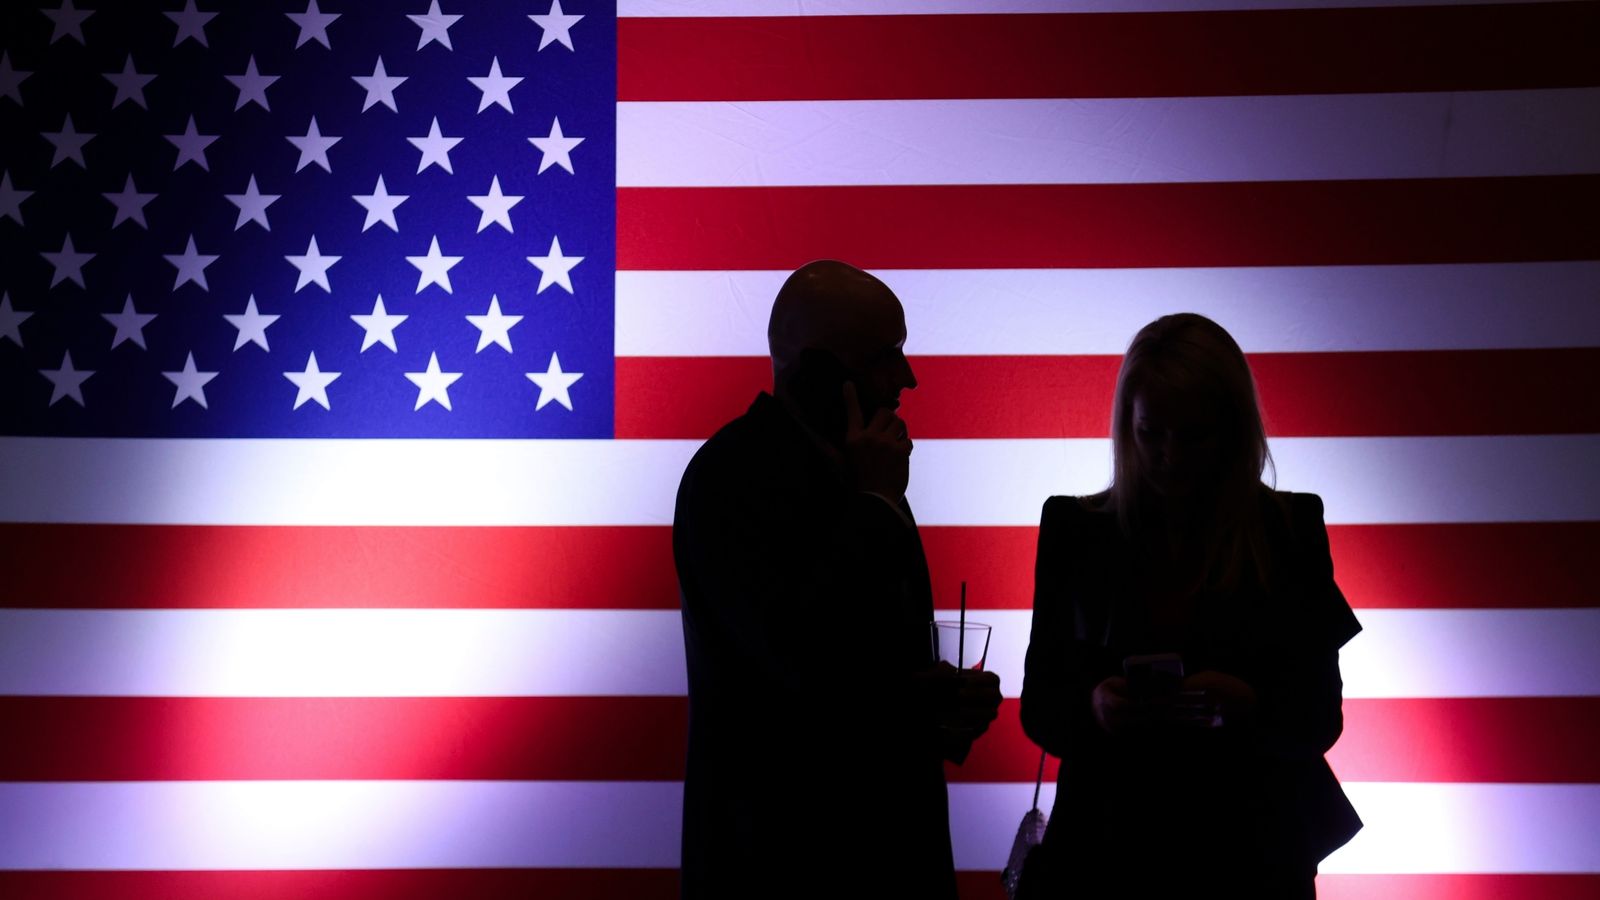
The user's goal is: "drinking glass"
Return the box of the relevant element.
[931,620,992,670]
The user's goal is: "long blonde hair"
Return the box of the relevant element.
[1104,313,1275,592]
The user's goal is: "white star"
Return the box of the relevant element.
[526,352,583,411]
[286,235,340,293]
[1,170,34,225]
[466,295,522,353]
[353,57,406,113]
[353,175,408,233]
[469,57,521,113]
[529,117,584,175]
[287,117,340,173]
[405,352,462,411]
[0,52,31,104]
[409,1,462,51]
[0,293,33,346]
[103,174,156,229]
[352,295,407,352]
[163,352,218,409]
[166,115,217,171]
[42,1,93,45]
[287,0,339,49]
[43,114,94,169]
[166,0,216,48]
[41,351,94,407]
[467,175,523,233]
[408,117,461,174]
[226,55,278,111]
[529,0,583,51]
[42,233,93,289]
[103,294,157,350]
[407,235,462,294]
[225,175,279,231]
[223,294,279,351]
[527,235,583,294]
[104,55,156,110]
[285,352,341,410]
[165,235,219,291]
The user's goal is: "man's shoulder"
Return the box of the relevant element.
[682,395,776,476]
[678,394,813,510]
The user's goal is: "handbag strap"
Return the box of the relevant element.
[1031,749,1047,812]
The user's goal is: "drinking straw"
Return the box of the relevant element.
[958,580,967,669]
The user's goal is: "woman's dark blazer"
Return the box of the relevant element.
[1020,489,1364,870]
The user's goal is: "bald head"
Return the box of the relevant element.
[769,260,903,374]
[768,260,916,414]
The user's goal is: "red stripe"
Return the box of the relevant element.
[614,349,1600,440]
[961,875,1600,900]
[0,697,687,782]
[0,870,676,900]
[954,697,1600,785]
[4,521,1591,610]
[6,696,1594,783]
[0,524,679,609]
[1331,697,1600,784]
[958,876,1600,900]
[927,522,1600,613]
[616,178,1600,271]
[1322,522,1599,611]
[617,5,1600,101]
[1,871,1592,900]
[1314,875,1600,900]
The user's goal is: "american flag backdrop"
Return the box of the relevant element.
[1,0,1597,897]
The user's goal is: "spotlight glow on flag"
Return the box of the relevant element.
[1,1,1597,898]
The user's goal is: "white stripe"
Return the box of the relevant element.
[975,609,1600,701]
[619,0,1564,16]
[0,610,690,698]
[0,438,695,527]
[1323,783,1600,874]
[908,436,1600,526]
[955,783,1600,874]
[2,435,1593,526]
[619,91,1600,187]
[1,781,1594,872]
[0,781,682,869]
[1340,610,1600,699]
[615,263,1600,356]
[5,609,1594,699]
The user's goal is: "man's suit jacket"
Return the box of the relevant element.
[673,392,957,899]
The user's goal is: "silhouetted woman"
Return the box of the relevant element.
[1018,314,1362,898]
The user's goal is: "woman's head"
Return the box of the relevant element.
[1106,314,1274,587]
[1111,313,1270,506]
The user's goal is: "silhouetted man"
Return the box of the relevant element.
[674,261,1003,899]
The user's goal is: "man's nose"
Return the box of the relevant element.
[899,353,918,391]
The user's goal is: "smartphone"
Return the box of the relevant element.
[1123,652,1184,699]
[786,348,860,443]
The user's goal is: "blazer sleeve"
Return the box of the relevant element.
[1293,492,1362,651]
[1019,496,1120,761]
[1254,492,1362,757]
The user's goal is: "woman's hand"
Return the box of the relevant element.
[1095,671,1258,734]
[1181,670,1258,728]
[1091,675,1139,734]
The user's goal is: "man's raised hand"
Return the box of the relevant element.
[843,380,911,501]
